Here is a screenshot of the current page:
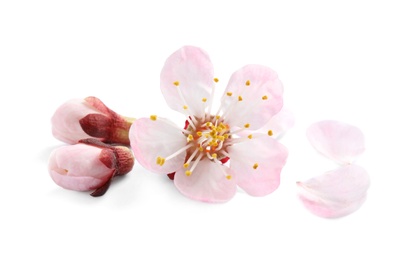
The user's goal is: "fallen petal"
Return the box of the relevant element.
[297,165,370,218]
[307,120,365,164]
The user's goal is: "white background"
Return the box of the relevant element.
[1,0,398,259]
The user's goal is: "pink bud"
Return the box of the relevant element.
[51,96,134,145]
[48,139,134,196]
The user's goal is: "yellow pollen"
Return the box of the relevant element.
[188,134,194,141]
[197,131,203,137]
[150,115,157,121]
[217,135,225,141]
[226,175,232,180]
[183,105,188,110]
[248,134,253,139]
[244,123,250,128]
[223,134,230,139]
[199,146,204,152]
[253,163,259,170]
[268,130,273,136]
[202,98,207,102]
[262,95,268,100]
[183,163,189,168]
[156,157,165,166]
[226,92,233,96]
[216,115,221,120]
[214,78,219,83]
[173,81,180,86]
[206,122,212,127]
[185,171,192,176]
[246,80,251,86]
[212,153,217,159]
[238,95,243,101]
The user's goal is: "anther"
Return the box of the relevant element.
[253,163,259,170]
[238,95,243,101]
[226,92,233,97]
[268,130,273,136]
[202,98,207,102]
[173,81,180,86]
[211,153,217,159]
[183,163,189,168]
[214,78,219,83]
[185,171,192,176]
[197,131,203,137]
[262,95,268,100]
[156,157,165,166]
[244,123,250,128]
[248,134,253,139]
[246,80,251,86]
[187,134,194,141]
[150,115,157,121]
[183,105,188,110]
[226,175,232,180]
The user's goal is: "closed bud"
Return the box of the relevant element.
[48,138,134,196]
[51,96,134,145]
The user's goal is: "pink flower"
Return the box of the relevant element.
[51,96,134,145]
[48,138,134,196]
[129,46,289,202]
[297,120,370,218]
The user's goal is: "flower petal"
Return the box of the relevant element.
[307,120,365,164]
[220,65,284,130]
[297,165,370,218]
[51,99,101,144]
[160,46,215,117]
[174,160,236,203]
[129,117,187,174]
[48,144,114,191]
[228,135,288,196]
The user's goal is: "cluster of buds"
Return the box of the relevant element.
[49,96,135,196]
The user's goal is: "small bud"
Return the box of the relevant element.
[48,138,134,196]
[51,96,135,145]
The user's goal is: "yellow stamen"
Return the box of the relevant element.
[156,156,165,166]
[238,95,243,101]
[187,134,194,141]
[197,131,203,137]
[226,92,233,96]
[150,115,157,121]
[262,95,268,100]
[185,171,192,176]
[202,98,207,102]
[226,175,232,180]
[248,134,253,139]
[253,163,259,170]
[183,105,188,110]
[173,81,180,86]
[216,115,221,120]
[183,163,189,168]
[212,153,217,159]
[246,80,251,86]
[268,130,273,136]
[214,78,219,83]
[244,123,250,128]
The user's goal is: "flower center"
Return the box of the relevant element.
[182,115,230,175]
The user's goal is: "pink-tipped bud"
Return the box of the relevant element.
[51,96,134,145]
[48,138,134,196]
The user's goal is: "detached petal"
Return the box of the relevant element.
[174,160,236,203]
[228,135,288,196]
[160,46,215,117]
[297,165,370,218]
[307,120,365,164]
[129,117,187,174]
[221,65,284,130]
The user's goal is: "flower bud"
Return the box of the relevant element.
[48,138,134,196]
[51,96,134,145]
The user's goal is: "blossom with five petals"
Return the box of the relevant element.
[129,46,289,202]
